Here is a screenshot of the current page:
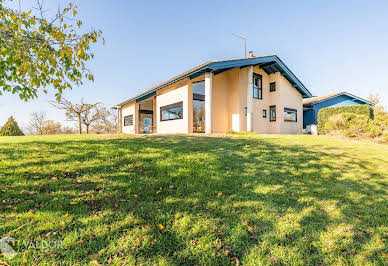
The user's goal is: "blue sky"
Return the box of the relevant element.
[1,0,387,129]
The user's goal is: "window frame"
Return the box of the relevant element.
[269,105,276,122]
[253,73,263,100]
[283,107,298,122]
[123,114,134,126]
[262,109,267,118]
[160,101,183,121]
[270,82,276,92]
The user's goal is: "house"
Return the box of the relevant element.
[114,53,313,135]
[303,91,374,129]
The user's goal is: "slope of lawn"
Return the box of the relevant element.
[0,134,387,265]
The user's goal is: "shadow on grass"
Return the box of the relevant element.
[0,135,387,264]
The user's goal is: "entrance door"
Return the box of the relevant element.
[143,117,152,134]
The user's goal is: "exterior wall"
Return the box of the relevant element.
[121,102,136,134]
[303,95,370,127]
[156,83,189,134]
[278,74,303,134]
[120,67,304,135]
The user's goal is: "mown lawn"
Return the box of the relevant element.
[0,133,387,265]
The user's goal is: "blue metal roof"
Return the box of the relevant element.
[116,55,312,107]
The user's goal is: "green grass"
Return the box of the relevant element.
[0,134,387,265]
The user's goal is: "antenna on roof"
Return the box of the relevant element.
[232,33,247,58]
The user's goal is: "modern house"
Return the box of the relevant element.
[303,91,374,129]
[115,53,313,134]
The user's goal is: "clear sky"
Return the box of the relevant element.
[1,0,387,130]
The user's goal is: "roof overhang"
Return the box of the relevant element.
[303,92,374,107]
[115,55,312,108]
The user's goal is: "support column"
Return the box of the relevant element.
[117,107,122,134]
[247,66,253,132]
[205,72,213,134]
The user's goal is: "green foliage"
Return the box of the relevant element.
[0,0,103,101]
[324,111,388,142]
[0,116,24,136]
[0,134,387,264]
[318,105,373,134]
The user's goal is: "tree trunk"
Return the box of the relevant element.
[78,114,82,134]
[86,125,89,134]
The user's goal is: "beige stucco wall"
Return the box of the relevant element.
[156,84,189,134]
[278,74,303,134]
[121,102,136,134]
[209,66,303,134]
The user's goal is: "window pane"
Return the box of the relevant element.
[284,108,297,122]
[193,81,205,95]
[160,102,183,121]
[270,106,276,121]
[253,86,258,98]
[193,100,205,133]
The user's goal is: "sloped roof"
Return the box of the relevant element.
[303,91,374,106]
[115,55,312,108]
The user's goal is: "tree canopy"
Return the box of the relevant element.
[0,116,24,136]
[0,0,103,101]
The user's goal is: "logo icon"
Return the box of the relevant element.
[0,237,17,259]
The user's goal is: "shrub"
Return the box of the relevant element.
[318,105,373,134]
[0,116,25,136]
[323,111,388,143]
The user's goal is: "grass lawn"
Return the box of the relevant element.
[0,133,387,265]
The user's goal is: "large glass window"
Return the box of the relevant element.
[124,115,133,126]
[253,74,262,99]
[193,81,205,133]
[284,108,297,122]
[269,105,276,122]
[160,101,183,121]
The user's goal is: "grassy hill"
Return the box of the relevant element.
[0,134,387,265]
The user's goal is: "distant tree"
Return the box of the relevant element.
[81,104,101,134]
[62,125,76,134]
[28,111,47,135]
[92,106,117,134]
[368,92,382,105]
[0,116,24,136]
[368,92,385,113]
[0,0,103,101]
[50,98,99,134]
[42,120,62,135]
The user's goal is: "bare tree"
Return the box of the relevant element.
[50,98,99,134]
[42,120,62,135]
[81,105,101,134]
[28,112,47,135]
[92,106,117,134]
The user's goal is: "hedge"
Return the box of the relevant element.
[317,105,373,134]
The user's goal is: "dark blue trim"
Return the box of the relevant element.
[136,91,156,102]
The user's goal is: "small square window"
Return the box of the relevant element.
[124,115,134,126]
[270,82,276,92]
[262,110,267,118]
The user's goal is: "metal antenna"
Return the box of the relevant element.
[232,33,247,58]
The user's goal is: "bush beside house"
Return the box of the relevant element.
[318,105,373,134]
[0,116,25,136]
[320,106,388,143]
